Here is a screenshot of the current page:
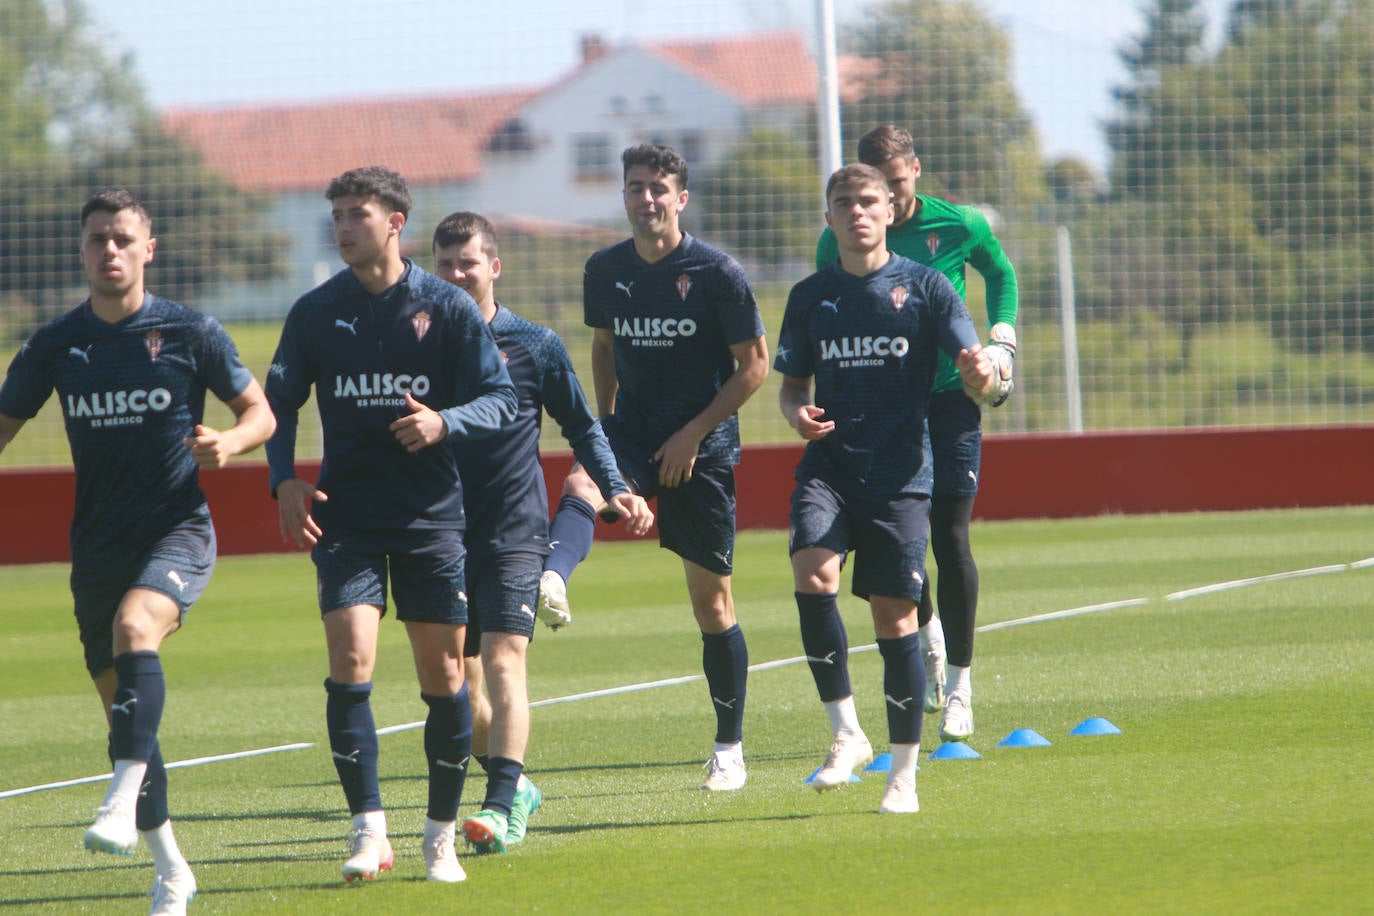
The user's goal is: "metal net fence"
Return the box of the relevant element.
[2,0,1370,466]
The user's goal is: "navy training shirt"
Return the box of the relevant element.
[0,294,254,564]
[265,261,517,532]
[583,234,764,464]
[774,254,980,496]
[456,304,627,558]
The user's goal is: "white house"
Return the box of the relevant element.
[162,31,830,317]
[472,32,820,224]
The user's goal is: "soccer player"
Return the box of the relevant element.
[0,188,275,915]
[430,211,653,854]
[265,167,517,884]
[779,164,997,813]
[541,143,769,790]
[815,125,1020,741]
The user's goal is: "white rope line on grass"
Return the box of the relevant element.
[0,742,316,800]
[973,598,1151,634]
[4,557,1372,800]
[0,773,110,798]
[165,743,316,769]
[376,674,709,736]
[1165,563,1351,601]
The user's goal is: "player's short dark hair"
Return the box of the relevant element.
[825,164,890,207]
[432,211,498,259]
[81,188,151,229]
[325,166,412,217]
[621,143,689,189]
[857,124,916,166]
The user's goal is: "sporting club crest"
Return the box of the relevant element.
[890,285,909,311]
[144,330,164,362]
[926,232,941,257]
[676,273,693,301]
[412,311,432,342]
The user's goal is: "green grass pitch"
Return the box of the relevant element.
[2,507,1372,913]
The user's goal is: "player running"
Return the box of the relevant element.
[780,165,998,813]
[430,211,652,854]
[541,143,769,790]
[266,167,517,884]
[0,188,275,915]
[816,125,1020,741]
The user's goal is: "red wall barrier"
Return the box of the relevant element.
[3,426,1371,565]
[969,427,1374,520]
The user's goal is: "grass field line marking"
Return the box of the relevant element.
[536,597,1155,694]
[166,743,316,770]
[531,674,705,709]
[0,772,111,800]
[752,598,1151,664]
[0,742,316,800]
[748,653,845,672]
[974,598,1151,634]
[1165,563,1350,601]
[372,674,713,737]
[6,558,1368,800]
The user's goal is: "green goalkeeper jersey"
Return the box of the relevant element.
[816,193,1018,394]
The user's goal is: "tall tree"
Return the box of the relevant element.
[0,0,283,334]
[1105,0,1209,196]
[1087,0,1373,359]
[1197,0,1374,351]
[1225,0,1299,44]
[838,0,1039,208]
[690,127,822,272]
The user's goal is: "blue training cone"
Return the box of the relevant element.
[929,741,981,760]
[1070,717,1122,736]
[997,728,1052,748]
[864,753,916,772]
[804,767,861,785]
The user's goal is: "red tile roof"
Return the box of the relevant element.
[161,32,856,194]
[162,89,535,194]
[647,31,818,105]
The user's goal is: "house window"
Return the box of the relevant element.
[487,118,534,153]
[574,133,616,182]
[644,94,663,112]
[678,131,704,163]
[610,96,627,115]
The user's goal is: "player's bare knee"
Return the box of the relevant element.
[561,466,602,504]
[417,667,464,697]
[691,600,736,634]
[326,637,377,682]
[793,570,836,594]
[481,635,527,680]
[870,600,919,639]
[112,615,148,648]
[112,604,177,652]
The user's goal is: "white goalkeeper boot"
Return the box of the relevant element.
[940,692,975,742]
[811,732,874,791]
[702,745,747,791]
[537,570,572,630]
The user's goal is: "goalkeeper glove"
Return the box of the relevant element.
[984,322,1016,407]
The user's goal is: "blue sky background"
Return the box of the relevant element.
[87,0,1230,172]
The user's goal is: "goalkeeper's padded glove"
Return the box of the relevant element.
[984,322,1016,407]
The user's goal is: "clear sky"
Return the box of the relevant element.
[86,0,1230,173]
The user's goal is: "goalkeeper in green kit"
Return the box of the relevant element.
[815,124,1019,742]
